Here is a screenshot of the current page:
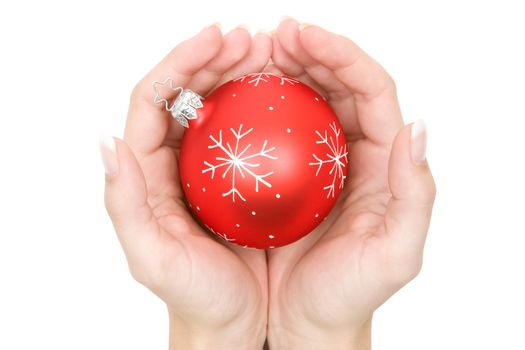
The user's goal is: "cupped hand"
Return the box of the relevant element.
[266,19,436,349]
[101,25,271,350]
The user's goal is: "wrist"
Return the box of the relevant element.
[168,311,266,350]
[268,319,372,350]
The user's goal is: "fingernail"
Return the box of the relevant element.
[256,29,272,37]
[299,23,314,31]
[99,135,119,177]
[411,120,427,165]
[280,16,294,23]
[236,23,250,31]
[207,22,222,31]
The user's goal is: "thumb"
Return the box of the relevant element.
[382,120,436,276]
[99,136,160,265]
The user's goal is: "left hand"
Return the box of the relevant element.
[266,19,436,349]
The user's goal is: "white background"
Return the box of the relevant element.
[1,0,524,349]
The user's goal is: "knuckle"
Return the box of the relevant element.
[419,171,437,206]
[129,79,147,104]
[387,73,397,89]
[104,195,118,219]
[409,170,437,206]
[382,72,397,95]
[385,252,424,287]
[129,84,142,103]
[397,258,423,284]
[128,264,149,285]
[128,253,166,291]
[429,176,437,200]
[128,260,161,288]
[366,69,397,101]
[104,193,123,223]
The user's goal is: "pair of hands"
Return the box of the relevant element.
[101,18,436,350]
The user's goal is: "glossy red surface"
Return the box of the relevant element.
[179,73,348,248]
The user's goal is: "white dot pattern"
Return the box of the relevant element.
[183,74,337,250]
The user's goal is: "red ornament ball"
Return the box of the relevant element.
[179,73,348,249]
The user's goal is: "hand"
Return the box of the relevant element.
[266,19,436,349]
[100,25,272,350]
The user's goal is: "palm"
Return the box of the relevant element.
[267,19,434,337]
[141,143,267,325]
[269,136,397,328]
[109,25,273,336]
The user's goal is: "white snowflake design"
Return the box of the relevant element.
[309,122,349,198]
[233,73,300,87]
[205,224,236,242]
[202,124,278,202]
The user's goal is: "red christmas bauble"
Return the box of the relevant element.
[179,73,348,249]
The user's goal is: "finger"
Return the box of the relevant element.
[275,18,359,137]
[217,31,273,85]
[164,27,253,143]
[263,63,285,75]
[381,121,436,277]
[276,18,346,94]
[100,136,163,266]
[125,25,223,158]
[299,25,404,145]
[185,26,252,94]
[272,24,304,76]
[271,24,323,93]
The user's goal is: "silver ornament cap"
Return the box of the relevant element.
[153,78,204,128]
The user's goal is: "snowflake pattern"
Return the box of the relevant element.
[202,124,278,202]
[309,122,349,198]
[233,73,300,87]
[205,224,236,242]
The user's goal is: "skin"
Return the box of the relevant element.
[103,19,436,350]
[266,19,436,349]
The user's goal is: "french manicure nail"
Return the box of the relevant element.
[280,16,294,23]
[256,29,272,37]
[207,22,222,31]
[236,23,250,31]
[255,29,272,35]
[411,119,427,165]
[299,23,313,31]
[99,135,119,177]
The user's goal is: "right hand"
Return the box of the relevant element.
[100,25,272,350]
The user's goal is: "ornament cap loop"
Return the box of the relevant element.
[152,78,204,128]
